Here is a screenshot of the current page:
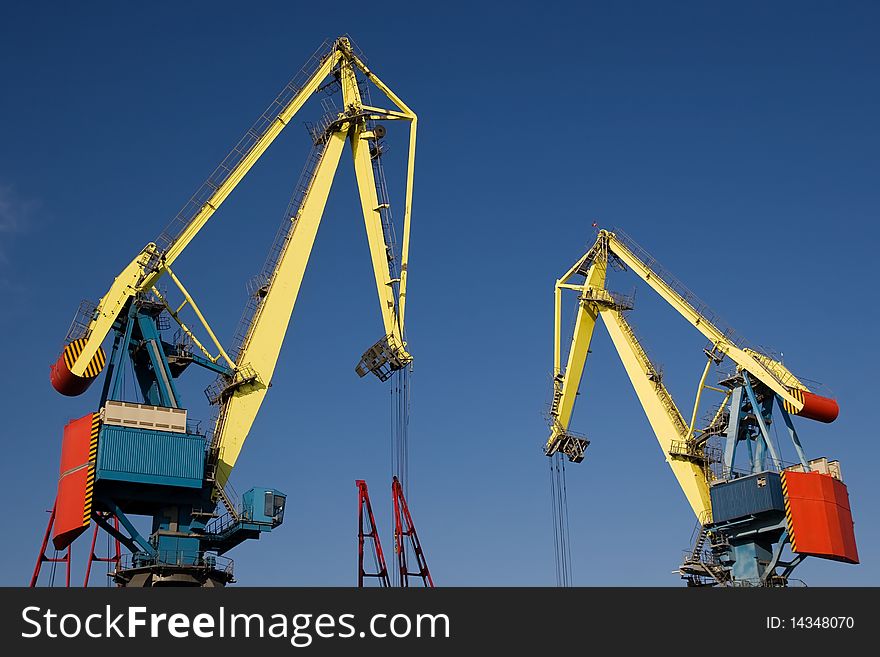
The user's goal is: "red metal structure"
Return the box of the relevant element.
[30,503,71,587]
[83,513,122,586]
[356,477,434,587]
[31,504,123,587]
[392,476,434,588]
[357,480,390,587]
[782,470,859,564]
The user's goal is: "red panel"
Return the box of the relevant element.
[796,391,839,424]
[53,414,93,550]
[54,468,89,550]
[782,470,858,564]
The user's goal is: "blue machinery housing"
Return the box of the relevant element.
[87,298,285,586]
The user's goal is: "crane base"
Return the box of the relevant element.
[112,563,234,587]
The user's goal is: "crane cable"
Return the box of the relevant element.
[390,365,411,587]
[360,73,414,586]
[391,367,410,491]
[549,452,573,586]
[548,296,582,587]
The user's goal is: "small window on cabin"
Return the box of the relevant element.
[273,495,286,522]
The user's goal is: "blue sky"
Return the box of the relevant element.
[1,1,878,586]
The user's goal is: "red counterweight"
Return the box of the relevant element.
[781,470,858,564]
[50,339,106,396]
[797,390,840,423]
[785,388,839,424]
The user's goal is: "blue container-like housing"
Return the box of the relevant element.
[710,471,785,524]
[96,425,206,489]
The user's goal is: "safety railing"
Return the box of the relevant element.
[205,510,239,537]
[613,312,690,438]
[718,455,805,481]
[118,550,234,576]
[611,227,747,347]
[204,364,261,406]
[64,299,98,342]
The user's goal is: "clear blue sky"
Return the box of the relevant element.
[1,1,877,586]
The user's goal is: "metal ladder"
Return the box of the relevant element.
[613,311,690,438]
[228,137,331,364]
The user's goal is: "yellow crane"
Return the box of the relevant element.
[52,36,415,488]
[547,228,856,586]
[40,37,418,586]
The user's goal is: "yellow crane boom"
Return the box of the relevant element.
[546,228,839,522]
[604,231,806,408]
[55,45,341,383]
[50,37,418,494]
[599,308,712,519]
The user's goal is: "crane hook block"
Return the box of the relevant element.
[50,339,106,396]
[785,388,840,424]
[355,335,411,382]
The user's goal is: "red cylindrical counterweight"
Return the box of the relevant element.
[796,390,840,423]
[785,387,839,424]
[50,339,106,397]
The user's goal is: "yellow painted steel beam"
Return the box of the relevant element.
[342,65,407,347]
[744,349,807,392]
[360,104,412,121]
[158,50,341,268]
[558,247,596,287]
[605,231,803,410]
[163,265,236,370]
[553,284,563,374]
[347,48,417,329]
[397,115,416,330]
[214,129,348,486]
[687,356,714,440]
[600,308,712,521]
[68,246,154,376]
[213,43,416,485]
[351,125,407,344]
[150,286,221,365]
[348,48,417,118]
[545,253,608,455]
[697,388,732,446]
